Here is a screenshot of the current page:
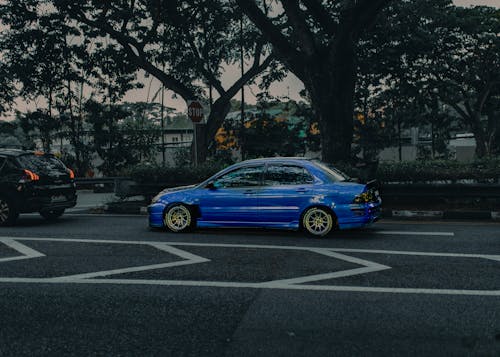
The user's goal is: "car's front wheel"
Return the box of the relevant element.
[163,204,194,233]
[0,195,19,227]
[302,207,335,237]
[40,209,65,220]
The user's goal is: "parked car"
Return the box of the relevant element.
[148,157,381,236]
[0,149,77,226]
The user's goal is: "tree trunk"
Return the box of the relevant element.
[473,131,487,158]
[471,118,488,158]
[194,98,232,164]
[305,40,356,164]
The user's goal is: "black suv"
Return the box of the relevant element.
[0,149,77,226]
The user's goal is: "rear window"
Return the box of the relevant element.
[16,154,67,173]
[312,160,350,182]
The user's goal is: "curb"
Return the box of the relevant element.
[384,209,500,221]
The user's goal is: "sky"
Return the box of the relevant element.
[2,0,499,119]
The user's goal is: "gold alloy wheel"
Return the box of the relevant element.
[164,205,192,232]
[302,207,334,237]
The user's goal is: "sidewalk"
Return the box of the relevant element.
[67,190,117,213]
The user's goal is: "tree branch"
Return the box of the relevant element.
[236,0,305,78]
[70,10,196,101]
[340,0,391,39]
[301,0,337,35]
[282,0,316,57]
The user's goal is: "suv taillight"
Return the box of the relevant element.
[20,169,40,183]
[67,168,75,179]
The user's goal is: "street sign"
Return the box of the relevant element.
[187,100,204,123]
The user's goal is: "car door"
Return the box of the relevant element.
[258,163,316,223]
[197,164,264,224]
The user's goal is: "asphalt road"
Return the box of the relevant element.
[0,214,499,356]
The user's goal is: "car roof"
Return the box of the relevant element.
[0,149,31,157]
[0,149,51,158]
[238,157,315,165]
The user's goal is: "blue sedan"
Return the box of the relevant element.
[148,158,381,236]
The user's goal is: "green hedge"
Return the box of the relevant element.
[127,162,227,184]
[376,159,500,182]
[126,158,500,185]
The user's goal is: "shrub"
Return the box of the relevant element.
[127,161,228,185]
[125,157,500,186]
[376,158,500,183]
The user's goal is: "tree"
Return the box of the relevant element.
[54,0,275,162]
[18,110,62,152]
[351,0,500,160]
[428,6,500,157]
[0,64,15,115]
[236,0,390,163]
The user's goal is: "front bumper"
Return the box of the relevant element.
[148,203,166,227]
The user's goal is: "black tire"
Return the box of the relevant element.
[0,195,19,227]
[40,208,65,220]
[301,207,335,237]
[163,204,194,233]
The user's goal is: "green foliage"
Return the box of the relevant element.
[85,100,161,176]
[376,159,500,183]
[128,162,228,185]
[128,158,500,186]
[18,110,62,152]
[243,113,304,158]
[358,0,500,158]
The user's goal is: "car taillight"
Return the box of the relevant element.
[68,168,75,179]
[353,190,378,204]
[20,169,40,183]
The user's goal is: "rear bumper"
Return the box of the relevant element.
[336,202,382,230]
[20,194,77,213]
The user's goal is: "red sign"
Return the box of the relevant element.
[187,101,204,123]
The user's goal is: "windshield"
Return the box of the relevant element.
[312,160,350,182]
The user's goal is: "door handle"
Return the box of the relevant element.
[296,188,309,193]
[244,189,255,194]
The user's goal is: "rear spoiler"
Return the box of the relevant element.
[366,179,380,190]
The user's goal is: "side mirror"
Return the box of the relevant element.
[206,181,217,190]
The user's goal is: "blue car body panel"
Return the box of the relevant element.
[148,158,381,231]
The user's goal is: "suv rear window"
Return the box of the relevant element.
[16,154,67,174]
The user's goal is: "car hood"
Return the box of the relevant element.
[157,184,197,196]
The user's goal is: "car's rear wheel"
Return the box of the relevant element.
[0,196,19,227]
[302,207,335,237]
[164,204,194,233]
[40,209,65,220]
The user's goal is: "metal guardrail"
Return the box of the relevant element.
[74,177,127,185]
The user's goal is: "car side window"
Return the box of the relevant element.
[264,165,315,186]
[213,165,263,188]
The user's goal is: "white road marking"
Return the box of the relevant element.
[373,230,454,236]
[0,277,497,296]
[51,243,210,280]
[0,236,498,296]
[0,238,45,263]
[261,249,390,286]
